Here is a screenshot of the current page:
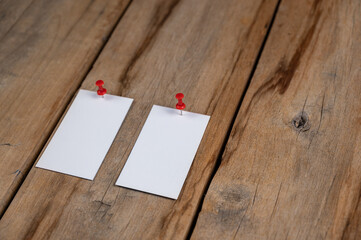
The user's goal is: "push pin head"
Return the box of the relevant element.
[176,93,185,115]
[96,80,107,98]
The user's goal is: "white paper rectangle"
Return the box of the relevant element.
[36,89,133,180]
[116,105,210,199]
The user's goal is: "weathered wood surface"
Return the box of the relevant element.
[0,0,130,215]
[191,0,361,239]
[0,0,278,239]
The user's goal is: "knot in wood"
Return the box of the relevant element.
[292,112,310,132]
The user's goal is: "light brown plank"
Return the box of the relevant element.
[0,0,131,215]
[0,0,278,238]
[191,0,361,239]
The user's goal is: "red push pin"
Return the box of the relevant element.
[175,93,186,115]
[96,80,107,98]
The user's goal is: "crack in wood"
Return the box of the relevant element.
[0,143,20,147]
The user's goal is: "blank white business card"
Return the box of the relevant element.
[36,89,133,180]
[116,105,210,199]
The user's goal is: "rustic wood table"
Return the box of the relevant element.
[0,0,360,239]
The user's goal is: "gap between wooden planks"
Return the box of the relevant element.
[0,0,279,239]
[191,0,361,239]
[0,0,131,215]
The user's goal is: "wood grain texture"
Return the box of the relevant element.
[191,0,361,239]
[0,0,278,239]
[0,0,130,214]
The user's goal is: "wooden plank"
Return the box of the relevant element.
[0,0,130,214]
[191,0,361,239]
[0,0,278,239]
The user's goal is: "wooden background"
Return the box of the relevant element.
[0,0,359,239]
